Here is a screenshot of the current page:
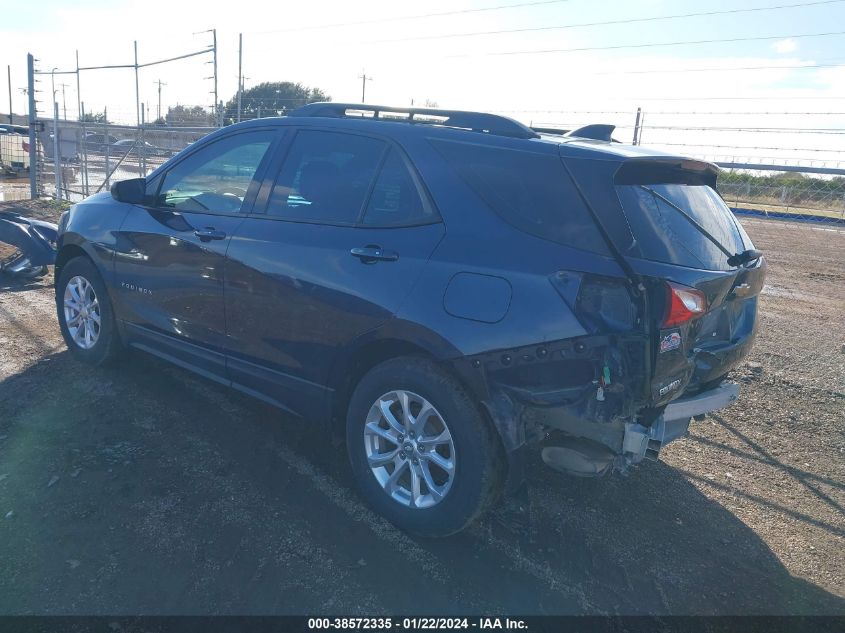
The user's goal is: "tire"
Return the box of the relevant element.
[346,357,504,537]
[56,256,122,365]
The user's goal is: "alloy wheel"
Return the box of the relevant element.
[363,390,456,509]
[63,275,101,350]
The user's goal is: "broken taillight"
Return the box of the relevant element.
[663,282,707,327]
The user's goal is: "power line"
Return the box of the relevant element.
[250,0,575,35]
[366,0,845,45]
[596,61,845,75]
[646,141,845,153]
[626,96,845,100]
[446,29,845,58]
[532,121,845,133]
[499,109,845,115]
[640,124,845,134]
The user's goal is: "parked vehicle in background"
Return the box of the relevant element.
[0,125,30,175]
[112,138,167,158]
[84,132,120,152]
[53,103,764,536]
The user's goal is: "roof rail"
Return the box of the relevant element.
[288,102,539,140]
[565,124,616,142]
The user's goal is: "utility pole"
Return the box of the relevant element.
[6,65,12,124]
[154,79,167,121]
[237,33,243,123]
[359,71,373,103]
[58,82,69,119]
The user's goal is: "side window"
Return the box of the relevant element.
[157,131,272,213]
[267,130,385,224]
[431,139,609,255]
[360,148,434,227]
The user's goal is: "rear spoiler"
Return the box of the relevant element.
[614,158,719,188]
[533,124,621,143]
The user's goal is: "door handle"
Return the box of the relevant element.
[194,227,227,242]
[350,246,399,263]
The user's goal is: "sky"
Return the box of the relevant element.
[2,0,845,165]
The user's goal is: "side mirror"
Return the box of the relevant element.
[110,178,146,205]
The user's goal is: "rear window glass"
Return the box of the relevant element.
[431,139,608,254]
[615,184,751,271]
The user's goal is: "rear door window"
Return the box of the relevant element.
[267,130,386,224]
[615,184,751,270]
[431,139,608,254]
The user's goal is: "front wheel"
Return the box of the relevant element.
[56,256,122,365]
[346,357,504,537]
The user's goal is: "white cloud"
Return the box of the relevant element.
[773,38,798,54]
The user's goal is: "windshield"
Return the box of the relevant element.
[615,183,752,271]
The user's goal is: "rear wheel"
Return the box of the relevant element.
[56,256,122,365]
[346,357,504,537]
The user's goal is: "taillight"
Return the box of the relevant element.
[22,141,30,153]
[663,282,707,327]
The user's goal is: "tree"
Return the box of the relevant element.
[165,105,216,127]
[222,81,330,124]
[79,111,108,124]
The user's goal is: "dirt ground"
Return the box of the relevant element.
[0,200,842,615]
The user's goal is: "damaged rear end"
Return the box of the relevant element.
[483,149,764,478]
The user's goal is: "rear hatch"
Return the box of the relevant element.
[564,155,766,407]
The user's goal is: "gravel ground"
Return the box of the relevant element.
[0,200,842,615]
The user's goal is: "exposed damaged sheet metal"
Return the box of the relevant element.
[0,209,58,270]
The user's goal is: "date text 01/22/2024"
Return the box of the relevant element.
[307,617,529,630]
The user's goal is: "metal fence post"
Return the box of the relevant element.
[27,53,37,199]
[632,107,641,145]
[104,107,110,189]
[237,33,243,123]
[81,101,90,196]
[140,110,146,176]
[52,101,61,200]
[7,65,12,125]
[134,41,140,128]
[212,28,219,126]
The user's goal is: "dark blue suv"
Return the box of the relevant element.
[54,103,765,536]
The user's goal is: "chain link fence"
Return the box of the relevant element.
[34,120,214,201]
[718,166,845,224]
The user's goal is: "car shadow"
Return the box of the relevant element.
[0,270,53,293]
[0,349,842,616]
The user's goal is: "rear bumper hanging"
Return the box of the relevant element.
[623,381,740,463]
